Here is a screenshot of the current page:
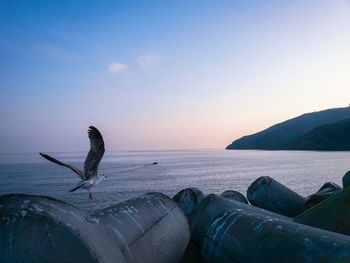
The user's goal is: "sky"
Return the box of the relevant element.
[1,0,350,153]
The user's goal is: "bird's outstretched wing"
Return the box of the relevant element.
[39,153,85,179]
[84,126,105,179]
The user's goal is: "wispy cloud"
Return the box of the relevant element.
[107,62,128,74]
[136,54,159,67]
[33,43,76,60]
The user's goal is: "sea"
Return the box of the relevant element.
[1,149,349,212]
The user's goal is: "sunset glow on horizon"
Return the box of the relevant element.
[1,1,350,153]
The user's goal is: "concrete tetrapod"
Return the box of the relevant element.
[0,193,190,263]
[173,188,205,263]
[0,194,123,263]
[189,194,291,248]
[220,190,248,204]
[190,195,350,263]
[342,170,350,188]
[173,187,204,218]
[296,186,350,236]
[90,192,190,263]
[304,182,342,210]
[247,176,306,217]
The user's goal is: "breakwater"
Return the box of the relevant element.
[2,172,350,262]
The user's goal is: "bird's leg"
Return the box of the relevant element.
[88,190,93,200]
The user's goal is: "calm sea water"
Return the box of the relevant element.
[1,149,349,211]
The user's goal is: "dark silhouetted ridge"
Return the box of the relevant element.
[288,118,350,151]
[226,107,350,150]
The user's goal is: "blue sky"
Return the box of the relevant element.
[1,1,350,152]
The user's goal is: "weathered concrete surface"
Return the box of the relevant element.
[173,188,204,263]
[247,176,306,217]
[304,182,342,209]
[220,190,248,204]
[90,192,190,263]
[189,194,291,250]
[342,170,350,188]
[200,210,350,263]
[296,187,350,236]
[173,188,204,218]
[180,193,286,263]
[187,195,350,263]
[0,193,190,263]
[0,194,123,263]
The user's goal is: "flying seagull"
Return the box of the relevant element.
[40,126,106,200]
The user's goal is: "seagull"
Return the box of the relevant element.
[40,126,106,200]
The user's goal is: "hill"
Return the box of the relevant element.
[288,118,350,151]
[226,107,350,150]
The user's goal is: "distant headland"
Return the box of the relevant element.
[226,107,350,151]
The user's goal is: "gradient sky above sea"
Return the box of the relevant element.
[1,0,350,153]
